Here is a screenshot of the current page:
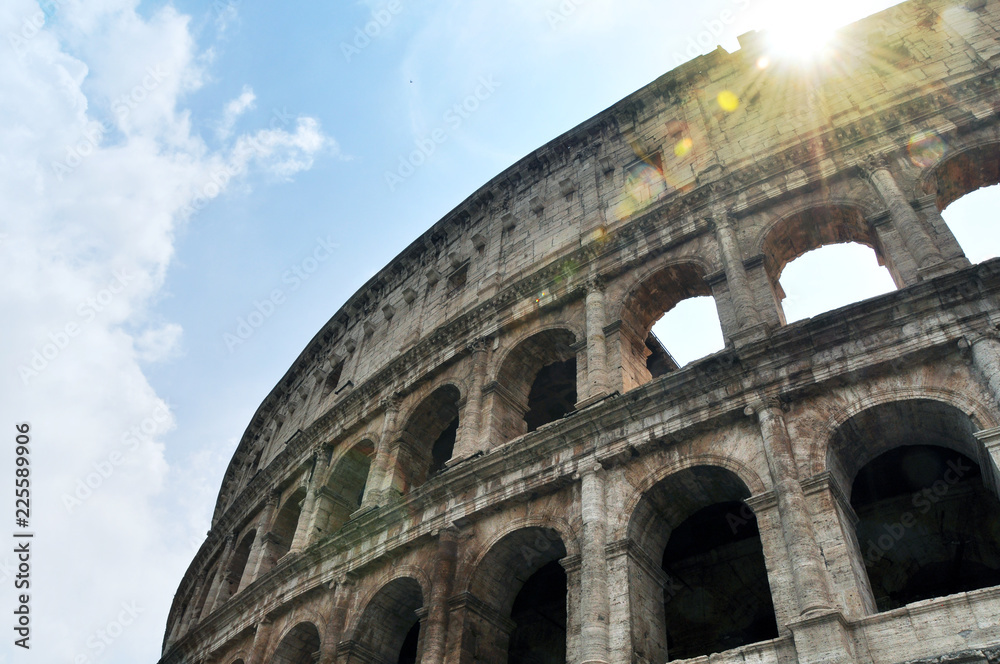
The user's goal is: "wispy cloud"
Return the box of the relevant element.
[217,84,257,140]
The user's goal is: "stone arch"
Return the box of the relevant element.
[463,526,571,664]
[216,529,256,605]
[194,563,221,623]
[394,384,463,491]
[462,516,582,586]
[261,486,307,572]
[615,258,719,390]
[924,139,1000,212]
[827,398,1000,613]
[223,646,251,664]
[321,439,376,535]
[489,327,580,443]
[918,138,1000,263]
[626,464,779,662]
[811,386,1000,479]
[269,621,322,664]
[756,203,898,323]
[618,454,769,537]
[346,576,425,664]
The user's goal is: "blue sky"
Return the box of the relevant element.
[3,0,999,662]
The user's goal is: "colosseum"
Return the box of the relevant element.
[159,1,1000,663]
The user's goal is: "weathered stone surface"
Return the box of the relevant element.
[160,1,1000,663]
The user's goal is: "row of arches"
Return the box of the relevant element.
[224,144,1000,541]
[218,397,1000,664]
[238,142,1000,498]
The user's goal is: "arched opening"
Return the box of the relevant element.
[761,205,898,325]
[397,385,461,491]
[941,184,1000,263]
[628,466,778,662]
[194,564,220,622]
[217,530,255,605]
[778,244,896,323]
[270,622,321,664]
[263,487,306,571]
[323,441,374,534]
[492,330,578,442]
[933,144,1000,263]
[830,400,1000,613]
[620,263,722,392]
[352,577,425,664]
[508,560,567,664]
[321,360,345,399]
[466,527,568,664]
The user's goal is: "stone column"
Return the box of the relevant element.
[422,528,459,664]
[205,533,237,612]
[712,211,762,332]
[970,333,1000,405]
[915,194,970,266]
[456,339,489,459]
[579,465,611,664]
[747,401,835,615]
[291,451,332,552]
[302,445,336,540]
[801,473,876,617]
[320,575,356,664]
[361,396,402,508]
[584,279,610,401]
[861,156,945,274]
[248,617,276,664]
[177,571,209,637]
[248,491,281,581]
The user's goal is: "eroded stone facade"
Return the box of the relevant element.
[160,2,1000,663]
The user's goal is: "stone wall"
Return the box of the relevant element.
[161,1,1000,663]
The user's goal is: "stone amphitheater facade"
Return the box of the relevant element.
[160,2,1000,663]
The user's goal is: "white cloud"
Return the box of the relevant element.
[0,0,334,661]
[135,323,184,364]
[217,84,256,140]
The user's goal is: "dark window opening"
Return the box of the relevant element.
[448,264,469,291]
[430,417,459,476]
[508,560,567,664]
[524,358,577,433]
[852,445,1000,612]
[661,501,778,660]
[397,621,420,664]
[322,362,345,399]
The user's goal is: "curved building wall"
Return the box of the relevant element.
[161,2,1000,663]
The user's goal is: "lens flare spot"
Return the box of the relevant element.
[907,131,946,168]
[674,137,694,157]
[756,56,770,70]
[717,91,739,113]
